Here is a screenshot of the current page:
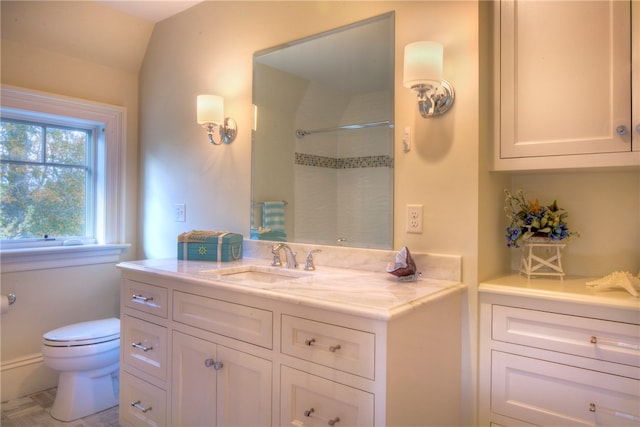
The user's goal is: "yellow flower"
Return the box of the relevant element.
[527,199,541,215]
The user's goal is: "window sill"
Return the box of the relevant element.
[0,243,131,273]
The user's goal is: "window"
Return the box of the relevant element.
[1,118,98,242]
[0,86,128,271]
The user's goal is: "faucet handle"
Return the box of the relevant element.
[304,249,322,271]
[271,247,282,267]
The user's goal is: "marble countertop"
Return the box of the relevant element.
[480,274,640,311]
[117,257,465,320]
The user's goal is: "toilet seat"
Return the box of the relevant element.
[43,318,120,347]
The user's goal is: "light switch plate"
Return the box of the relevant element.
[175,204,186,222]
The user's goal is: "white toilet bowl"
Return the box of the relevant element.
[42,317,120,422]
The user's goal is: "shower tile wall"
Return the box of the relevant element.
[295,87,392,248]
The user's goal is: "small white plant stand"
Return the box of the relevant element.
[520,240,566,279]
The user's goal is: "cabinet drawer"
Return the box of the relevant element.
[281,366,374,427]
[281,315,375,379]
[173,291,272,349]
[122,315,168,381]
[493,305,640,366]
[492,351,640,426]
[123,279,168,318]
[120,371,167,427]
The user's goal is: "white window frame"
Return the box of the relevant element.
[0,86,129,272]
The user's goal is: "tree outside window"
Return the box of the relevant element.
[0,119,95,240]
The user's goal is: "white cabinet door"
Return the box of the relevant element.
[633,0,640,149]
[172,331,272,427]
[172,332,217,427]
[499,0,633,161]
[216,345,272,427]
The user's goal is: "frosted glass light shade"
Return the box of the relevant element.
[197,95,224,124]
[403,41,443,88]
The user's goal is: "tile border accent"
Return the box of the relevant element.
[295,152,393,169]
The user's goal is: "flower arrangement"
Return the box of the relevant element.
[504,189,577,248]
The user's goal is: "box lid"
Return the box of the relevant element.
[178,230,242,244]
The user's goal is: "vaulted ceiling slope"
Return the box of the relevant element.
[1,1,201,73]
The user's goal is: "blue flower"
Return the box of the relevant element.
[504,189,578,248]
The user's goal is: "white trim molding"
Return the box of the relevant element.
[0,85,127,244]
[0,353,58,401]
[0,244,131,273]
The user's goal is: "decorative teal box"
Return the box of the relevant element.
[177,230,243,262]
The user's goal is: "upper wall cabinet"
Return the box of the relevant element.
[494,0,640,171]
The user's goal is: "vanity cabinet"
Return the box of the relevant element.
[479,276,640,426]
[172,331,272,426]
[118,260,465,427]
[494,0,640,171]
[120,279,169,427]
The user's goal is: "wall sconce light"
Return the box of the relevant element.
[403,41,455,118]
[197,95,237,145]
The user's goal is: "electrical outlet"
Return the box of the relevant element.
[175,204,186,222]
[406,204,423,234]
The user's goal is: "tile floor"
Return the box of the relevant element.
[0,388,120,427]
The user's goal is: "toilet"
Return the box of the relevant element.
[41,317,120,421]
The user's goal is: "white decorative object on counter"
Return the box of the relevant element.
[586,271,640,297]
[520,239,566,279]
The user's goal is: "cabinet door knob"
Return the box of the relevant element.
[204,358,223,370]
[636,124,640,134]
[328,416,341,426]
[616,125,628,135]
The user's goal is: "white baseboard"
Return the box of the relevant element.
[1,353,58,401]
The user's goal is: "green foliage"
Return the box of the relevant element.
[0,120,89,239]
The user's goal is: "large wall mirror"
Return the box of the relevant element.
[251,12,395,249]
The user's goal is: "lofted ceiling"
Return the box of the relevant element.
[95,0,203,23]
[1,1,204,74]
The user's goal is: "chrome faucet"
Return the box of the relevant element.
[271,243,298,269]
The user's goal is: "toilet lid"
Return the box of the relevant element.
[43,317,120,346]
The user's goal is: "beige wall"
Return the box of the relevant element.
[138,1,480,422]
[0,1,143,400]
[1,0,638,423]
[0,264,122,400]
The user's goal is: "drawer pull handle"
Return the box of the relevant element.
[305,338,341,352]
[131,342,153,352]
[590,336,640,351]
[303,407,340,426]
[131,400,152,413]
[132,294,153,302]
[589,403,640,422]
[204,358,224,370]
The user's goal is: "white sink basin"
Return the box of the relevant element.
[203,265,311,283]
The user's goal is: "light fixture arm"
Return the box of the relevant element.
[413,80,455,118]
[202,118,237,145]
